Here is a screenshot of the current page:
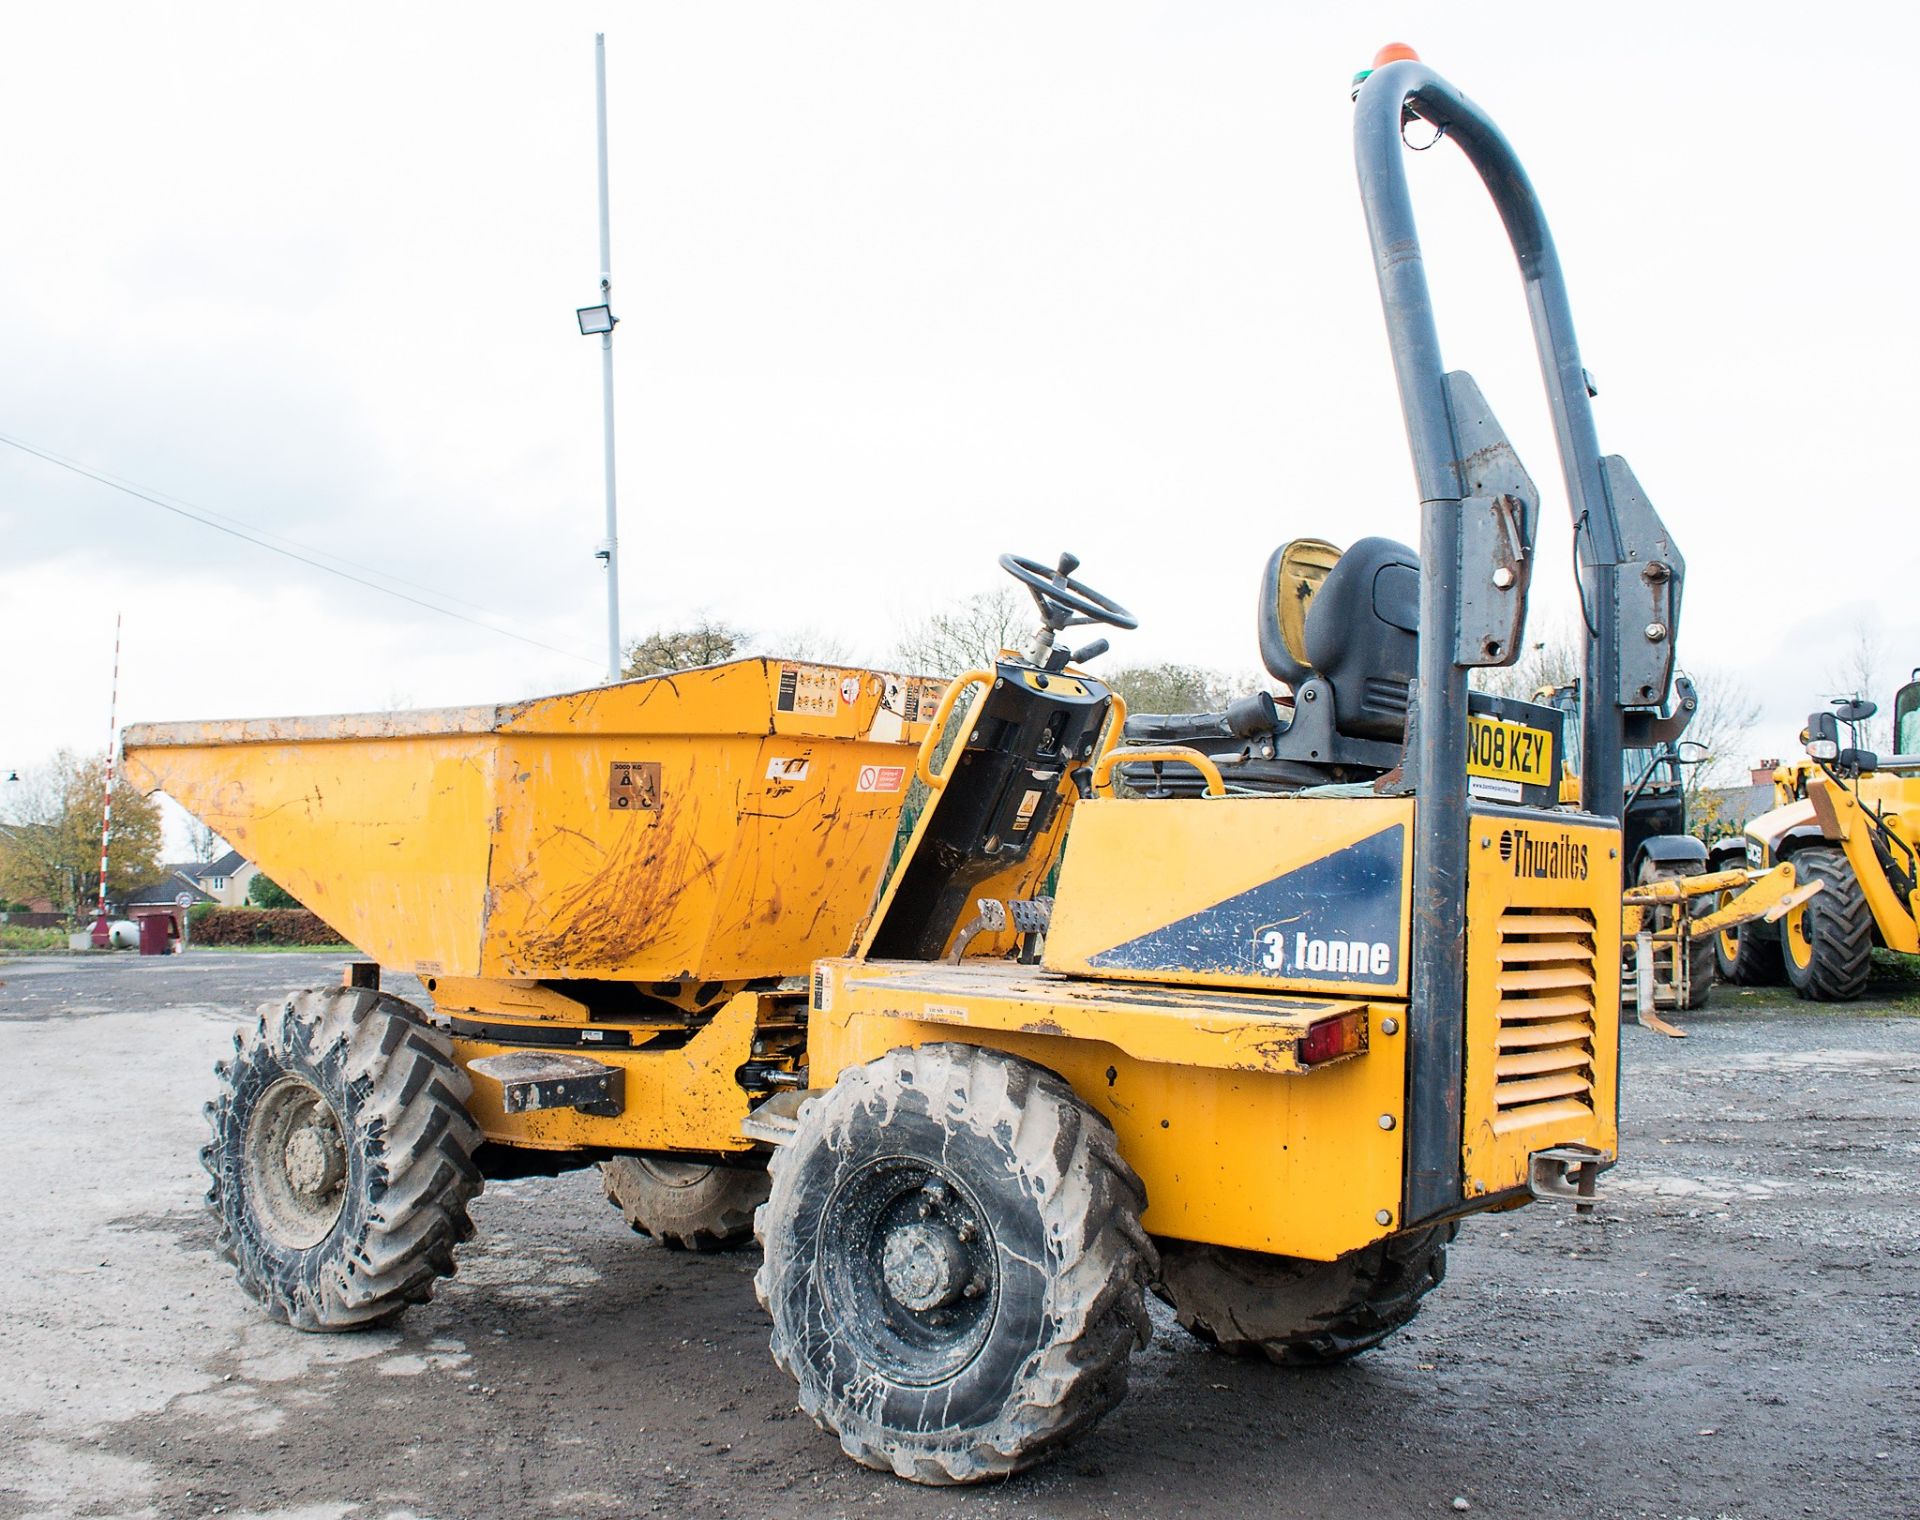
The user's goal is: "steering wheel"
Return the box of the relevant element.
[999,552,1139,632]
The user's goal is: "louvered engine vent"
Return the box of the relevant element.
[1490,906,1598,1135]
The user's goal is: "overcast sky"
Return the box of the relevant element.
[3,3,1916,831]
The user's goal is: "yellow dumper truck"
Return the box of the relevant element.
[125,48,1683,1484]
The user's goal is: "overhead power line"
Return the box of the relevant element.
[0,430,603,668]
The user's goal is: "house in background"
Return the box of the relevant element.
[1697,759,1786,840]
[120,850,260,942]
[173,849,259,907]
[123,872,216,942]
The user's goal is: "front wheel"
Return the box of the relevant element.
[1154,1225,1453,1366]
[755,1043,1153,1485]
[203,985,484,1331]
[1782,846,1873,1001]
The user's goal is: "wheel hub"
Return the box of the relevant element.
[821,1162,998,1384]
[882,1220,970,1312]
[245,1076,350,1249]
[284,1123,345,1196]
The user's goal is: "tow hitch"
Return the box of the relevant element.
[1529,1145,1607,1214]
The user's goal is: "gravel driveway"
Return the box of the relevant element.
[2,951,1915,1520]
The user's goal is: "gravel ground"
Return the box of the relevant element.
[1,949,1916,1520]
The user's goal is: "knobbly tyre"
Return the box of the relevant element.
[127,45,1686,1485]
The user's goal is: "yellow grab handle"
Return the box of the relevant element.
[914,669,994,791]
[1090,745,1226,799]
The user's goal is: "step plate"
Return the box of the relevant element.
[467,1051,625,1117]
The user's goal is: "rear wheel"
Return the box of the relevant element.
[755,1043,1153,1485]
[1782,846,1873,1001]
[204,985,484,1331]
[1154,1225,1453,1366]
[602,1153,768,1251]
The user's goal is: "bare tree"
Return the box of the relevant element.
[184,816,228,863]
[892,586,1031,676]
[1104,663,1271,714]
[1471,618,1582,702]
[622,618,749,678]
[760,627,855,666]
[1677,666,1762,842]
[1825,623,1892,752]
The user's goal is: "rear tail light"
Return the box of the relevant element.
[1299,1008,1369,1067]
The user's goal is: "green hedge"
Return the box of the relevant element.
[187,907,343,946]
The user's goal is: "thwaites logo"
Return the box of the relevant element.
[1498,827,1589,881]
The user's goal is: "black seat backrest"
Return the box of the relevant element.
[1302,536,1421,741]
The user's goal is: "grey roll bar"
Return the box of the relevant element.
[1353,57,1682,1223]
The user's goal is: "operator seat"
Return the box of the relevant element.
[1297,536,1421,742]
[1119,535,1419,794]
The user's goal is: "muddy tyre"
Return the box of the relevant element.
[1715,882,1785,986]
[1782,845,1873,1002]
[204,985,484,1331]
[602,1153,768,1251]
[1155,1224,1454,1366]
[755,1043,1153,1485]
[1684,929,1717,1008]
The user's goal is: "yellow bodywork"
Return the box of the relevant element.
[1747,766,1920,955]
[814,794,1621,1259]
[454,989,781,1155]
[123,659,942,984]
[1460,810,1621,1195]
[1046,796,1413,998]
[1808,776,1920,953]
[807,959,1405,1260]
[131,655,1624,1260]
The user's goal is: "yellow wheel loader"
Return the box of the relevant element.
[1508,681,1808,1033]
[1712,678,1920,1000]
[126,46,1685,1484]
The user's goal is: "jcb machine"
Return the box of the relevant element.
[1520,680,1809,1031]
[127,49,1681,1484]
[1714,677,1920,999]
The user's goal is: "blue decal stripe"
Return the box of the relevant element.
[1088,823,1406,983]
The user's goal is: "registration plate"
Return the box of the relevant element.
[1466,715,1553,786]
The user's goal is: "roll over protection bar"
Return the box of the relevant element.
[1353,57,1683,1223]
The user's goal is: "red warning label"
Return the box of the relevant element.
[857,764,907,794]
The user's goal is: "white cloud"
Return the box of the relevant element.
[2,1,1915,788]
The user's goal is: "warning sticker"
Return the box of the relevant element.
[1012,787,1044,831]
[857,764,907,794]
[608,760,662,812]
[767,756,811,784]
[899,676,949,724]
[775,664,840,717]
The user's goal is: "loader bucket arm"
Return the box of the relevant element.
[1354,56,1682,1221]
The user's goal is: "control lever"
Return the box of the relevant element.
[1070,638,1110,665]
